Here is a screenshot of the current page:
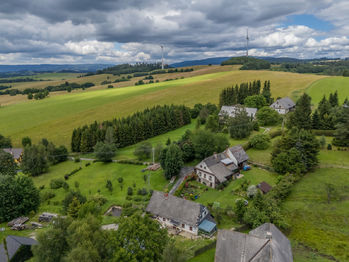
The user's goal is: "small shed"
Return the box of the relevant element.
[7,217,29,228]
[38,212,58,222]
[257,181,272,194]
[104,206,122,217]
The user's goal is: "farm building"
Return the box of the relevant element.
[2,148,23,164]
[215,223,293,262]
[195,145,249,189]
[270,97,295,114]
[146,191,216,236]
[0,235,37,262]
[219,105,257,119]
[257,181,272,194]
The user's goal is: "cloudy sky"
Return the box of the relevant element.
[1,0,349,64]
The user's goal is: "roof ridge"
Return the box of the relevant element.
[248,239,270,262]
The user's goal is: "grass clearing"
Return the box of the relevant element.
[0,68,323,147]
[305,77,349,105]
[188,248,216,262]
[283,168,349,261]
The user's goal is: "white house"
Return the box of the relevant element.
[195,145,249,189]
[146,191,216,236]
[270,97,295,114]
[219,105,257,119]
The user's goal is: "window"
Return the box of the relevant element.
[204,166,206,169]
[204,174,206,178]
[200,165,202,168]
[190,226,193,231]
[182,224,185,228]
[163,218,166,221]
[209,176,212,181]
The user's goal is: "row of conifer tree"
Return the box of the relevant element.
[71,105,191,152]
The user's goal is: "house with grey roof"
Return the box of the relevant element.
[270,97,295,114]
[215,223,293,262]
[219,105,258,119]
[0,235,37,262]
[195,145,248,189]
[2,148,23,164]
[146,191,216,236]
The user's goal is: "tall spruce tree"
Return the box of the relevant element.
[312,110,320,129]
[289,93,312,130]
[329,91,339,107]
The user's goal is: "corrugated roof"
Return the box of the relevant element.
[219,106,257,118]
[258,181,272,194]
[146,191,206,227]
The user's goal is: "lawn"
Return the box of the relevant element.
[282,168,349,261]
[184,167,278,209]
[0,68,323,147]
[305,76,349,105]
[188,248,216,262]
[0,160,169,242]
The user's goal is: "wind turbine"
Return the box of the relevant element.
[161,45,164,70]
[246,28,249,58]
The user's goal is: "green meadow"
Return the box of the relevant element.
[0,68,323,147]
[305,76,349,105]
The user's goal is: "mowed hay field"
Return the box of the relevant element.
[305,76,349,104]
[0,68,324,147]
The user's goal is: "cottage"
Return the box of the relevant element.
[195,145,248,189]
[146,191,216,236]
[215,223,293,262]
[0,235,37,262]
[270,97,295,114]
[257,181,272,194]
[38,212,58,223]
[2,148,23,164]
[219,105,257,119]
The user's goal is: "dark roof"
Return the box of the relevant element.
[3,235,37,261]
[227,145,249,164]
[2,148,23,160]
[258,181,272,194]
[215,223,293,262]
[146,191,206,227]
[271,97,295,110]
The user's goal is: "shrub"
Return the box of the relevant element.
[74,157,80,162]
[249,134,271,150]
[137,188,148,196]
[327,144,332,150]
[256,106,281,126]
[50,178,67,189]
[40,191,56,202]
[127,187,133,196]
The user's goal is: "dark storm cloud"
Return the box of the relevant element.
[0,0,348,64]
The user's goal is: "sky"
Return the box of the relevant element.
[0,0,349,64]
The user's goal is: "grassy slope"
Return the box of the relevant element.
[283,168,349,261]
[0,69,322,147]
[305,77,349,105]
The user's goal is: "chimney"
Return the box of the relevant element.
[266,232,272,240]
[164,193,169,200]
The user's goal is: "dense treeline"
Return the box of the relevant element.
[71,105,191,152]
[221,57,271,70]
[273,60,349,76]
[0,85,11,90]
[97,63,165,75]
[0,77,40,83]
[0,81,95,96]
[219,80,272,106]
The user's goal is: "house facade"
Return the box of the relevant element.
[146,191,216,236]
[270,97,295,114]
[195,145,249,189]
[219,105,257,120]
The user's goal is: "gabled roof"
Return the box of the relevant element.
[271,97,295,110]
[258,181,272,194]
[0,244,7,262]
[3,235,37,261]
[2,148,23,160]
[219,106,257,118]
[199,153,238,183]
[227,145,249,164]
[146,191,206,227]
[215,223,293,262]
